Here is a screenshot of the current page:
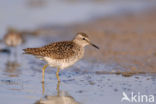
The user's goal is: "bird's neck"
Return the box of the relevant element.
[72,39,85,48]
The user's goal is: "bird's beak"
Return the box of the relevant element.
[90,43,99,49]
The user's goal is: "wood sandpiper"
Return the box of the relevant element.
[4,28,24,47]
[23,32,99,82]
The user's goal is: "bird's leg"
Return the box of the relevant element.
[56,67,60,82]
[42,64,48,83]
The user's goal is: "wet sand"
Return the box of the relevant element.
[29,8,156,76]
[77,9,156,75]
[0,1,156,104]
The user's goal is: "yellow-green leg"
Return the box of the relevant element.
[56,67,60,82]
[42,64,48,83]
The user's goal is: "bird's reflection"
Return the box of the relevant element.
[41,81,60,96]
[56,81,60,96]
[36,81,79,104]
[4,61,21,77]
[2,60,23,91]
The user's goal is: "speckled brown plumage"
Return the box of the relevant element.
[76,32,88,38]
[23,32,99,82]
[23,41,81,59]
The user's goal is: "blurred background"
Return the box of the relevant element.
[0,0,156,104]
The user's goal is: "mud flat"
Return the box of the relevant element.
[30,7,156,76]
[0,1,156,104]
[71,8,156,75]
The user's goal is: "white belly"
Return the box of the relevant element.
[43,56,82,69]
[43,48,84,69]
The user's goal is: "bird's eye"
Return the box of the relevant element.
[82,38,85,40]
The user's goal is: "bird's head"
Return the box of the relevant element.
[73,32,99,49]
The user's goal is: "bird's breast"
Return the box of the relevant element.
[44,47,84,69]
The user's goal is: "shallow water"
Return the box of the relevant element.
[0,35,156,104]
[0,0,156,104]
[0,0,155,36]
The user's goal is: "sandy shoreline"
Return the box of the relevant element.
[69,8,156,74]
[5,6,156,76]
[31,8,156,74]
[1,2,156,104]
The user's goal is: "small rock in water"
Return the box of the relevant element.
[0,48,11,54]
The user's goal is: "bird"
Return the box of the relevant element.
[4,28,24,47]
[23,32,99,83]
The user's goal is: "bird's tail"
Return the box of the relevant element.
[23,48,42,56]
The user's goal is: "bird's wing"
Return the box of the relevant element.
[39,41,76,59]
